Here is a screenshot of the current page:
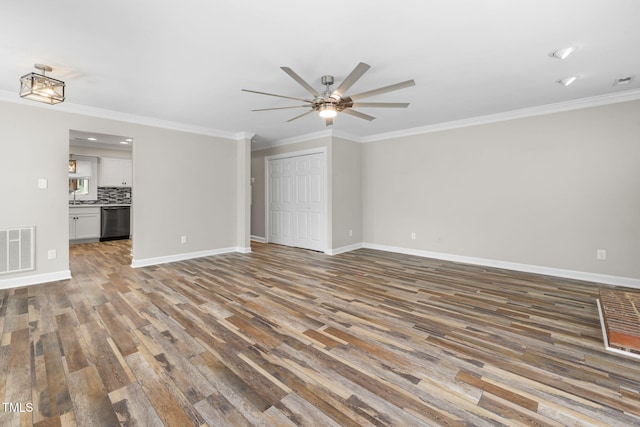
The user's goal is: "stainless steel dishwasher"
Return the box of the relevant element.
[100,206,131,241]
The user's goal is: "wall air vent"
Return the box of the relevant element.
[0,227,35,275]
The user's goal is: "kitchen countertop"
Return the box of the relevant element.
[69,204,132,207]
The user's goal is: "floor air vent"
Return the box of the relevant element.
[0,227,35,275]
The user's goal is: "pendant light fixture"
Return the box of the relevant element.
[20,64,65,105]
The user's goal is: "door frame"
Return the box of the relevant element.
[264,147,328,252]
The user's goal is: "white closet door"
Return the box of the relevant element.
[293,154,324,251]
[268,153,325,252]
[269,159,294,246]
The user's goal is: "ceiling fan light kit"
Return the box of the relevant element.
[319,104,337,118]
[20,64,66,105]
[242,62,415,126]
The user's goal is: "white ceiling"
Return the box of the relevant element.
[1,1,639,145]
[69,129,133,152]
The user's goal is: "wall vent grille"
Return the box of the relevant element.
[0,227,35,275]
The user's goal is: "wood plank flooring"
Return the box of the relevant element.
[2,240,640,426]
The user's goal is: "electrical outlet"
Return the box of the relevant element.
[181,235,187,244]
[349,229,353,237]
[597,249,606,260]
[411,232,416,240]
[47,249,57,260]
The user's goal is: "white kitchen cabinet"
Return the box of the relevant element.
[68,157,93,178]
[100,157,132,187]
[69,156,99,201]
[69,207,100,241]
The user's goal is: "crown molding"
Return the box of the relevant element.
[0,89,242,140]
[251,129,331,152]
[252,88,640,150]
[4,87,639,148]
[235,131,256,141]
[330,129,362,143]
[273,129,332,146]
[252,128,362,151]
[361,89,640,143]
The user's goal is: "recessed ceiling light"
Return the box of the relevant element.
[614,76,634,86]
[119,141,129,145]
[125,138,133,142]
[87,137,97,141]
[551,47,575,59]
[557,76,578,86]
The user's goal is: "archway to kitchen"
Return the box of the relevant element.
[68,130,133,256]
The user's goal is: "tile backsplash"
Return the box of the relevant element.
[70,187,132,205]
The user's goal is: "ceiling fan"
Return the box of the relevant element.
[242,62,415,126]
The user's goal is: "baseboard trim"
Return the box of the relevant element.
[362,243,640,289]
[0,270,72,290]
[250,235,267,243]
[325,243,364,256]
[132,246,245,268]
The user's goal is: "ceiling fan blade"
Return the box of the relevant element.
[352,102,410,108]
[342,109,376,121]
[348,79,416,101]
[286,110,314,122]
[331,62,371,99]
[252,105,310,112]
[241,89,312,103]
[280,67,319,97]
[325,117,333,127]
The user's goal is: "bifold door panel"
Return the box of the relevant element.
[269,153,324,251]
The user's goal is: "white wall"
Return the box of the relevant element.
[0,102,71,285]
[250,101,640,284]
[362,100,640,281]
[332,137,362,250]
[236,136,252,252]
[0,100,248,288]
[131,127,239,262]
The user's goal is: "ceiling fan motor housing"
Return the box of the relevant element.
[317,75,345,111]
[321,75,334,86]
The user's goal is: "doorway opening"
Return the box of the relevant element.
[68,130,133,249]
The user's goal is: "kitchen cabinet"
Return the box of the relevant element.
[69,156,98,201]
[100,157,132,187]
[69,207,100,241]
[68,157,93,178]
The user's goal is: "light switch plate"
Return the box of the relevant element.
[38,178,48,189]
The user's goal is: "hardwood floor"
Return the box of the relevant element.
[1,240,640,426]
